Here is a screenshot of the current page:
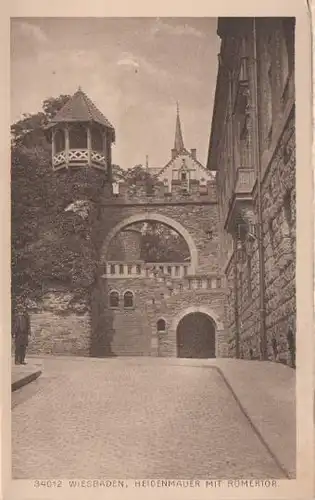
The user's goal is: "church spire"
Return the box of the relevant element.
[174,101,184,153]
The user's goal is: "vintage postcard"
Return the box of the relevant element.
[1,0,314,499]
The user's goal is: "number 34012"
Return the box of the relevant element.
[34,480,62,488]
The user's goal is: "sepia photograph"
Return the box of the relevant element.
[5,10,312,496]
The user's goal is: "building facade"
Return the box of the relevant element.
[207,18,296,366]
[28,89,227,358]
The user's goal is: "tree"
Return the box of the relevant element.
[11,94,70,148]
[11,93,101,308]
[140,222,190,262]
[125,164,155,186]
[42,94,71,120]
[111,164,125,182]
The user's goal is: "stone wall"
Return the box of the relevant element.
[261,115,296,364]
[211,18,296,367]
[97,276,227,357]
[105,179,217,205]
[27,285,92,356]
[224,116,296,364]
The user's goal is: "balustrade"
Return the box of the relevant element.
[103,261,223,291]
[52,148,107,170]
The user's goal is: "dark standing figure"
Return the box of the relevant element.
[287,326,295,369]
[14,311,31,365]
[271,337,279,361]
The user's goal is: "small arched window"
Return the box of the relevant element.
[124,291,134,309]
[157,319,166,332]
[109,290,119,309]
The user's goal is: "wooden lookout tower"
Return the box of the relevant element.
[47,87,115,172]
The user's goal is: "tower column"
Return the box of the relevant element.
[103,131,107,161]
[87,125,92,167]
[65,126,70,168]
[51,129,56,157]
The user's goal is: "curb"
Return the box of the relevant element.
[11,370,42,392]
[213,365,292,479]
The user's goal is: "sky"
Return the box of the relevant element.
[11,17,220,170]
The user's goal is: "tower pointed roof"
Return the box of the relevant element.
[50,87,115,139]
[174,102,184,153]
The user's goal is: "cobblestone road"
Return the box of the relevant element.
[12,357,286,479]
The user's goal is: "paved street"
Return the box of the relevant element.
[12,357,287,479]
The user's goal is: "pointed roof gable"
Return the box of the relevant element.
[50,88,115,136]
[156,149,216,181]
[174,102,184,153]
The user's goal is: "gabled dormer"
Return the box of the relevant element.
[156,103,216,194]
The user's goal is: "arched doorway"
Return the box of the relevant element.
[176,312,216,359]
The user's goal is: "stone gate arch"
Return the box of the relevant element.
[101,212,199,273]
[171,305,224,358]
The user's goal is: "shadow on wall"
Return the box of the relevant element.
[90,278,116,357]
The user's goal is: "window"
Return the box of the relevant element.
[136,265,141,275]
[175,266,180,276]
[119,264,124,275]
[157,319,166,332]
[282,18,295,76]
[181,172,187,181]
[167,266,172,275]
[124,291,134,309]
[269,220,275,250]
[283,190,294,242]
[247,256,252,300]
[110,264,115,275]
[283,191,293,229]
[109,291,119,308]
[127,265,132,275]
[264,33,274,144]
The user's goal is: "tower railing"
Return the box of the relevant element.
[52,148,107,170]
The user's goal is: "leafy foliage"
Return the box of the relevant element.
[11,94,101,308]
[107,221,190,263]
[140,223,190,262]
[11,95,70,148]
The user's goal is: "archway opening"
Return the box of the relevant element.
[107,221,190,264]
[102,212,198,273]
[176,312,216,359]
